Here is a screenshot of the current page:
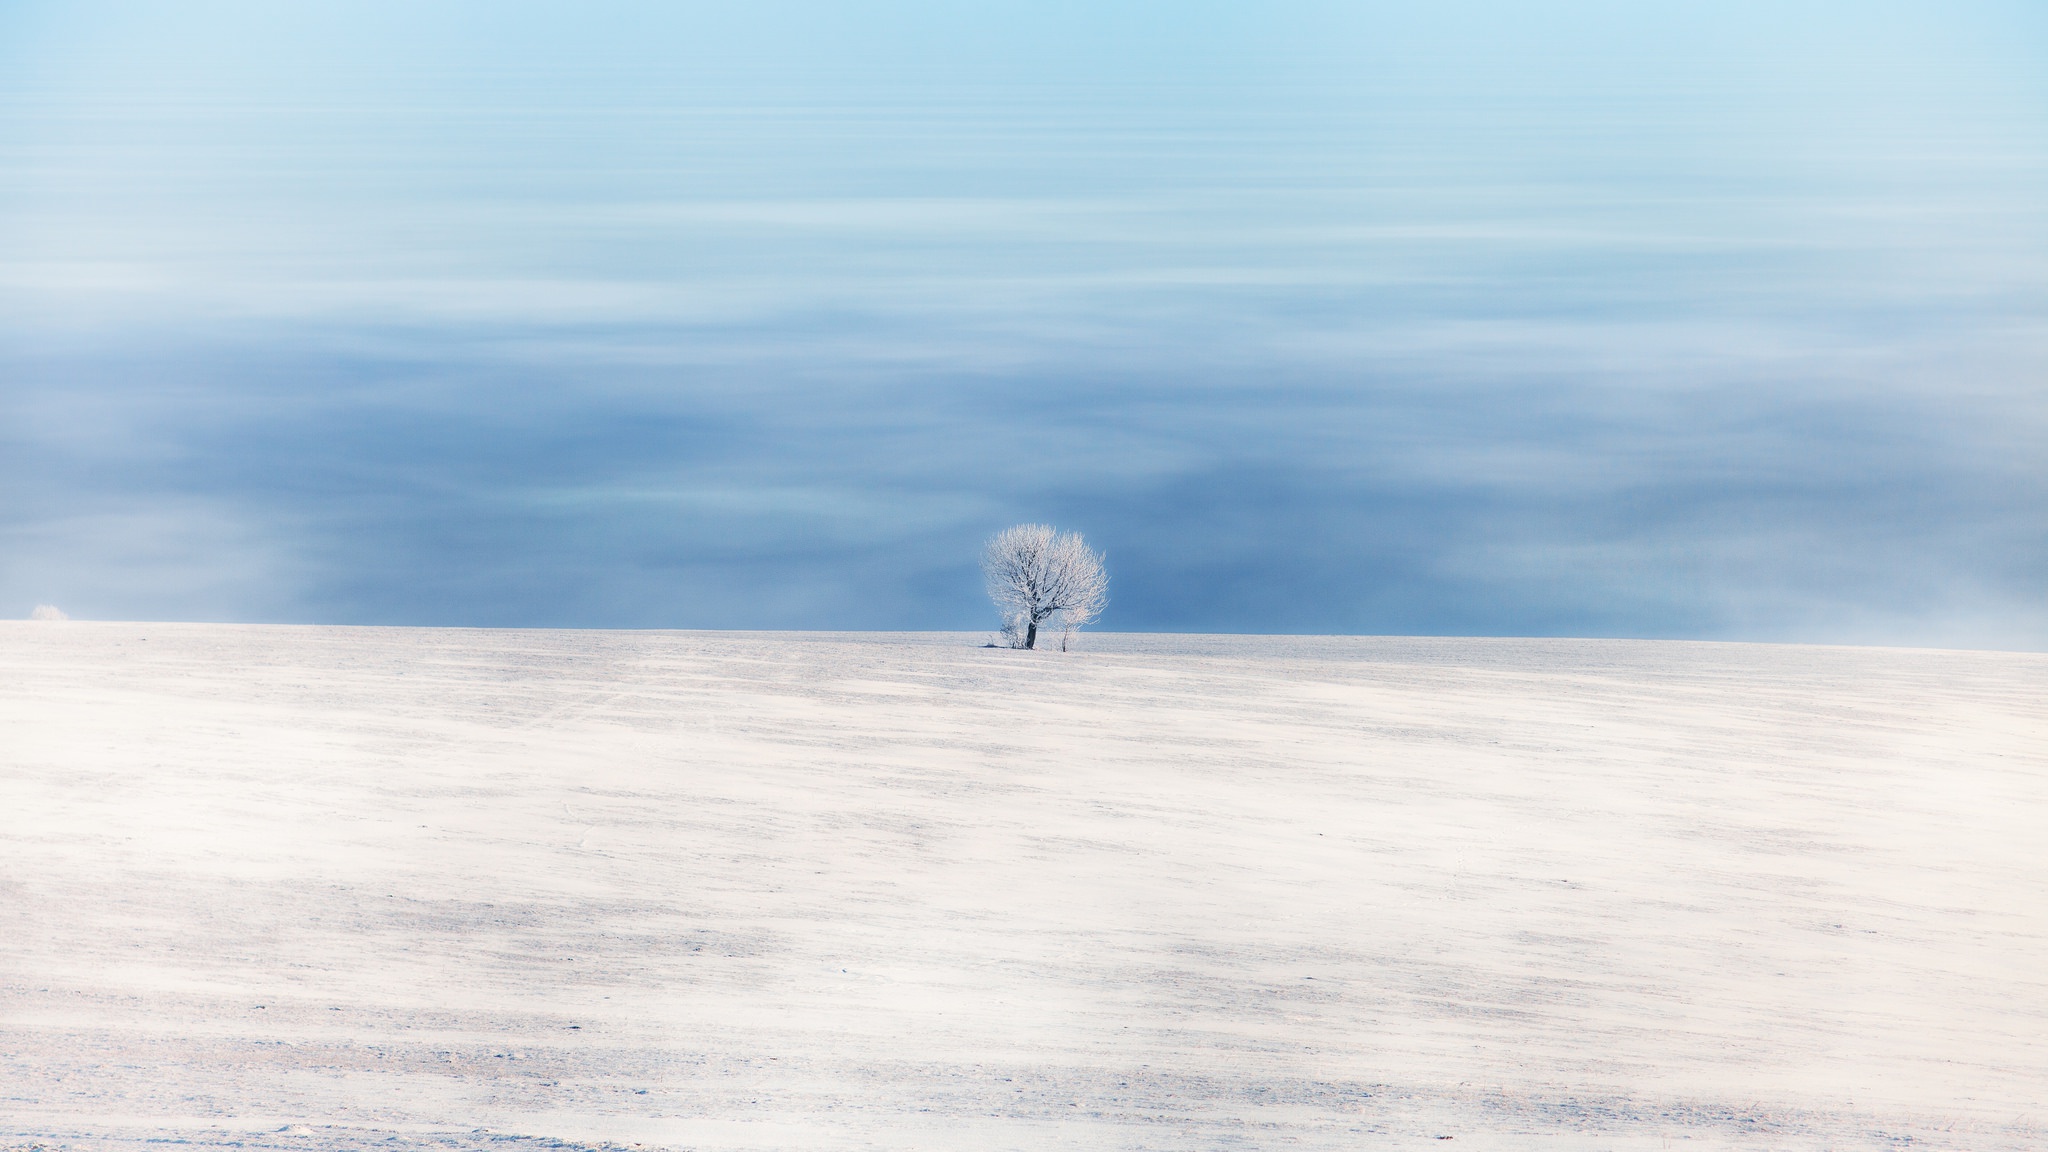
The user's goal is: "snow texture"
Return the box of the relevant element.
[1,624,2043,1151]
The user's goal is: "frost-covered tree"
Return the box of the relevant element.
[982,524,1108,650]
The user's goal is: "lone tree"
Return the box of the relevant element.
[982,523,1109,650]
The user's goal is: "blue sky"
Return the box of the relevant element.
[2,1,2044,643]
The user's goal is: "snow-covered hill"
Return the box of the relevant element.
[2,624,2042,1150]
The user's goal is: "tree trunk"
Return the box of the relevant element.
[1024,618,1038,649]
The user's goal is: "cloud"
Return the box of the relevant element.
[1,0,2042,644]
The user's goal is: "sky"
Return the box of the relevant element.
[2,1,2044,644]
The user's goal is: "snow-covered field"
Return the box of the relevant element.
[2,624,2043,1151]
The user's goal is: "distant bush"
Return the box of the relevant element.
[29,605,68,621]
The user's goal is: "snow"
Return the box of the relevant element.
[1,623,2043,1150]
